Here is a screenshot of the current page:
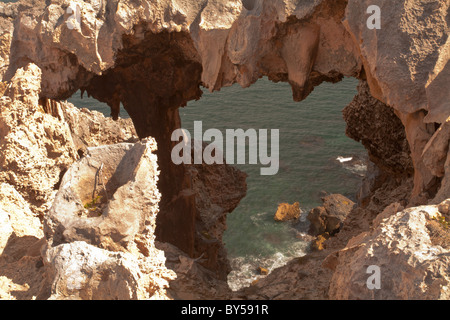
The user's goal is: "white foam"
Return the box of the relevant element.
[227,241,309,292]
[337,156,353,163]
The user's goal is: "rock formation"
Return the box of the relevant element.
[274,202,301,222]
[328,203,450,300]
[0,0,448,300]
[307,194,355,236]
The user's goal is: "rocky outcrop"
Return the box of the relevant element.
[0,62,246,299]
[343,80,413,177]
[328,203,450,300]
[184,155,247,281]
[0,63,140,299]
[40,137,245,299]
[307,194,355,236]
[0,0,449,300]
[274,202,301,222]
[0,63,138,217]
[39,139,179,299]
[1,0,446,207]
[0,63,77,217]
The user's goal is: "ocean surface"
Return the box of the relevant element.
[67,77,367,290]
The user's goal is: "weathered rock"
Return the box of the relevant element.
[423,118,450,179]
[343,80,413,176]
[438,199,450,216]
[60,103,138,155]
[45,138,160,252]
[307,194,355,236]
[424,118,450,204]
[0,183,43,241]
[307,206,327,236]
[322,194,355,219]
[274,202,301,222]
[311,234,328,251]
[0,62,142,300]
[39,241,176,300]
[41,138,181,300]
[0,184,46,300]
[433,149,450,205]
[0,63,137,217]
[0,0,447,207]
[328,204,450,300]
[258,267,269,276]
[156,241,232,300]
[351,0,449,122]
[0,0,448,301]
[0,63,78,217]
[0,208,13,256]
[343,0,449,203]
[183,153,247,281]
[236,250,333,300]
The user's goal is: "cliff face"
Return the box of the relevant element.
[0,0,449,300]
[2,0,448,203]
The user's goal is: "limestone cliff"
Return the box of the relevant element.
[0,0,449,300]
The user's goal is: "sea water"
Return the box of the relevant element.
[67,77,366,290]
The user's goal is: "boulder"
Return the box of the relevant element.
[39,241,175,300]
[438,199,450,216]
[44,138,160,252]
[41,138,181,300]
[328,203,450,300]
[274,202,301,222]
[258,267,269,276]
[307,194,355,236]
[311,234,329,251]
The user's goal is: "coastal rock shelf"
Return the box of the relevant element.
[0,0,448,300]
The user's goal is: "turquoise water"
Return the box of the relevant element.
[69,77,366,290]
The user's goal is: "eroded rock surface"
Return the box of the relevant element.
[274,202,301,222]
[0,62,140,299]
[0,0,449,300]
[328,204,450,300]
[307,194,355,236]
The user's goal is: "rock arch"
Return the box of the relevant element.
[1,0,449,299]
